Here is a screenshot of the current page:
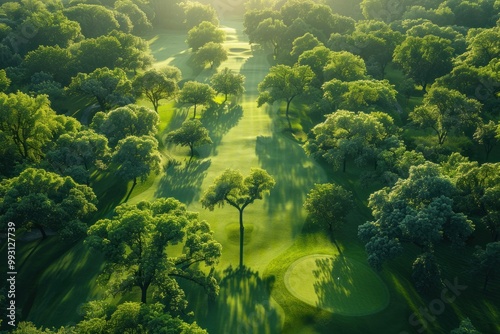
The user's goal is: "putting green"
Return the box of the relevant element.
[284,254,390,316]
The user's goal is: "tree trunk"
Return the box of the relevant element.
[193,104,197,119]
[189,144,194,163]
[153,100,159,112]
[38,225,47,239]
[141,285,148,304]
[285,100,292,129]
[224,93,228,104]
[239,208,244,268]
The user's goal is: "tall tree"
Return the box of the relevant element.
[186,21,225,51]
[0,168,97,239]
[471,242,500,292]
[67,67,133,111]
[0,92,61,162]
[304,183,353,251]
[210,68,245,103]
[304,110,394,172]
[91,104,159,147]
[358,163,474,277]
[166,119,212,161]
[182,1,219,29]
[86,197,222,304]
[193,42,228,69]
[253,18,287,59]
[257,64,314,129]
[409,87,482,145]
[133,69,178,112]
[45,129,110,185]
[393,35,454,92]
[178,81,215,119]
[112,135,161,188]
[201,168,275,267]
[63,4,120,38]
[474,120,497,160]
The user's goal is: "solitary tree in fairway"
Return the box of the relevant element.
[304,183,353,252]
[133,69,178,112]
[166,119,212,161]
[178,81,215,119]
[257,64,314,129]
[201,168,276,267]
[210,68,245,103]
[193,42,228,69]
[112,135,161,193]
[86,198,222,304]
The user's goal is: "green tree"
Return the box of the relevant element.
[358,163,474,273]
[114,0,152,34]
[186,21,225,51]
[304,183,353,251]
[210,67,245,103]
[45,129,110,185]
[0,69,10,92]
[243,8,280,44]
[86,197,221,304]
[297,46,332,86]
[323,51,367,82]
[257,64,314,129]
[0,92,60,162]
[74,300,208,333]
[321,79,397,112]
[411,252,442,293]
[450,318,482,334]
[133,69,178,112]
[393,35,455,92]
[67,67,133,111]
[253,18,287,59]
[22,45,74,85]
[166,119,212,161]
[305,110,395,172]
[0,168,97,239]
[464,27,500,66]
[63,4,120,38]
[290,33,323,62]
[193,42,228,69]
[111,135,161,188]
[474,120,497,160]
[471,242,500,291]
[178,81,216,119]
[201,168,275,267]
[91,104,159,147]
[409,87,482,145]
[182,1,219,29]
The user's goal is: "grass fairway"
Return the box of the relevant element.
[284,254,389,316]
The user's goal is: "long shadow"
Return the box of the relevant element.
[312,256,356,312]
[155,159,211,205]
[201,104,243,155]
[195,265,282,334]
[255,134,326,236]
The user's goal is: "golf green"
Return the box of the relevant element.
[284,254,390,316]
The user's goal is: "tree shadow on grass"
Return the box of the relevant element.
[201,104,243,155]
[197,265,282,334]
[155,159,211,205]
[255,134,326,236]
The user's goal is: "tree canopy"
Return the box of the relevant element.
[210,67,245,103]
[186,21,225,51]
[166,119,212,160]
[133,68,178,112]
[257,64,314,128]
[86,197,221,304]
[201,168,275,267]
[178,81,216,119]
[0,168,97,239]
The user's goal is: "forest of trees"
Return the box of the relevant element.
[0,0,499,333]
